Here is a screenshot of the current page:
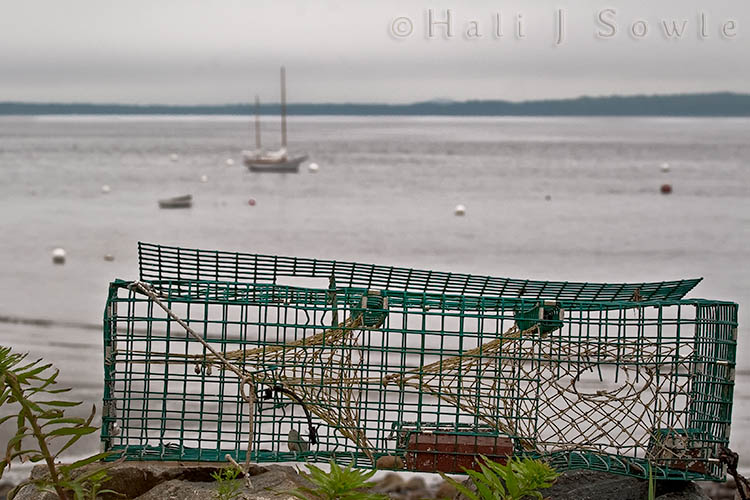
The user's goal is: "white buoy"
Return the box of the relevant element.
[225,158,235,166]
[170,153,179,162]
[661,162,671,173]
[101,184,111,194]
[308,162,320,173]
[454,204,466,216]
[52,248,66,265]
[104,254,115,262]
[200,175,208,183]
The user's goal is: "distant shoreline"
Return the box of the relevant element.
[2,92,750,116]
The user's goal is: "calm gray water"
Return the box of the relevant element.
[1,115,749,477]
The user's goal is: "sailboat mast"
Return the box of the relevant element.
[254,95,261,150]
[280,66,287,149]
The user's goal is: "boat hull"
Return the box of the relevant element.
[158,195,193,209]
[244,155,307,173]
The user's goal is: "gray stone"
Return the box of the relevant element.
[130,479,216,500]
[700,479,738,500]
[405,477,427,491]
[701,478,744,500]
[538,470,648,500]
[434,480,458,499]
[131,472,304,500]
[655,481,711,500]
[10,462,309,500]
[539,470,711,500]
[0,483,14,500]
[374,472,405,494]
[453,469,712,500]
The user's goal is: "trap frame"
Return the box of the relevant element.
[101,243,738,481]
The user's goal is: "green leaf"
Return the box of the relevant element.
[0,388,12,407]
[42,387,72,395]
[68,455,124,483]
[41,417,86,427]
[36,400,81,408]
[5,429,28,455]
[12,360,45,379]
[47,426,98,437]
[68,480,86,500]
[440,473,479,500]
[59,452,112,472]
[475,480,495,500]
[452,480,480,500]
[472,462,504,493]
[289,486,321,500]
[14,413,26,436]
[15,363,53,380]
[0,414,17,426]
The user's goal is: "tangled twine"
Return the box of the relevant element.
[126,283,699,468]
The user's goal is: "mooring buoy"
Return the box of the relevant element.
[52,248,66,265]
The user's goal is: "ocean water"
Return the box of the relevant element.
[0,115,749,478]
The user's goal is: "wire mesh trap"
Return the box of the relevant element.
[101,243,738,481]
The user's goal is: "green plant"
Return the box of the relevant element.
[211,465,244,500]
[0,346,118,500]
[288,460,387,500]
[440,456,559,500]
[648,462,655,500]
[33,457,121,500]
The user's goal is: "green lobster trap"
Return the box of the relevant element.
[101,243,738,481]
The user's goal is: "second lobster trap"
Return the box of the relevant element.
[102,243,738,482]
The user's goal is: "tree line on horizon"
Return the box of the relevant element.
[1,92,749,116]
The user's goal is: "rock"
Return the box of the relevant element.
[375,472,405,494]
[7,482,57,500]
[11,462,309,500]
[434,480,459,499]
[700,479,738,500]
[131,479,216,500]
[403,476,430,500]
[133,465,305,500]
[0,483,14,500]
[454,469,711,500]
[540,471,711,500]
[405,476,426,491]
[537,470,648,500]
[655,481,711,500]
[408,491,430,500]
[376,455,405,470]
[240,465,308,499]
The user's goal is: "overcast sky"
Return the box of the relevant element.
[0,0,748,104]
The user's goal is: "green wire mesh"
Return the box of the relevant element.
[137,242,702,302]
[100,246,737,482]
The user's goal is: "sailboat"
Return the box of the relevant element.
[243,67,307,173]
